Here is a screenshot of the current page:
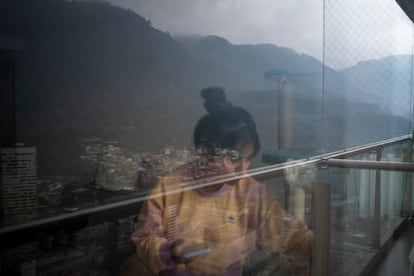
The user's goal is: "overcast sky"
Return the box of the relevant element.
[108,0,413,69]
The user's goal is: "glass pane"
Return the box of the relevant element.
[380,143,410,244]
[1,0,318,275]
[2,0,414,275]
[329,155,378,275]
[324,0,414,151]
[328,141,412,275]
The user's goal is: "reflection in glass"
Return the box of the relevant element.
[131,88,313,275]
[0,0,413,275]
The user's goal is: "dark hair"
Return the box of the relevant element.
[194,87,260,159]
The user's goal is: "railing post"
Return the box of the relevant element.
[402,147,413,216]
[312,169,331,276]
[372,149,382,248]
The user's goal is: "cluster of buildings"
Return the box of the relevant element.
[0,145,38,225]
[82,138,195,192]
[94,144,139,192]
[81,138,116,183]
[0,141,200,274]
[0,140,196,226]
[0,141,142,274]
[138,146,193,189]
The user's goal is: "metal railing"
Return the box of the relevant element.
[0,135,411,230]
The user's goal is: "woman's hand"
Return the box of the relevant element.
[171,238,210,264]
[171,239,189,264]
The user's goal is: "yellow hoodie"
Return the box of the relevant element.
[132,165,312,275]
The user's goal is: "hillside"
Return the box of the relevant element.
[0,0,410,177]
[340,55,413,116]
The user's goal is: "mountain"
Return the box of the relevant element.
[175,35,327,90]
[0,0,410,176]
[340,55,413,116]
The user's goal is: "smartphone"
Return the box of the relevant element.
[182,242,211,259]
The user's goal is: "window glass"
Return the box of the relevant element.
[324,0,414,151]
[1,0,414,275]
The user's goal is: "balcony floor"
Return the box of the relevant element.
[364,221,414,276]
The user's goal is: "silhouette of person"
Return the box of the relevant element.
[131,87,312,275]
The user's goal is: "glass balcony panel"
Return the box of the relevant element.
[327,139,413,275]
[2,0,414,275]
[380,142,412,244]
[324,0,414,151]
[328,163,378,276]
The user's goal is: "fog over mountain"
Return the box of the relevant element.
[1,0,410,176]
[340,55,413,116]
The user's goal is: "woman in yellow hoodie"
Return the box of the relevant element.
[131,87,312,276]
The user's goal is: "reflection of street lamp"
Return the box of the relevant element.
[263,70,315,216]
[264,70,295,150]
